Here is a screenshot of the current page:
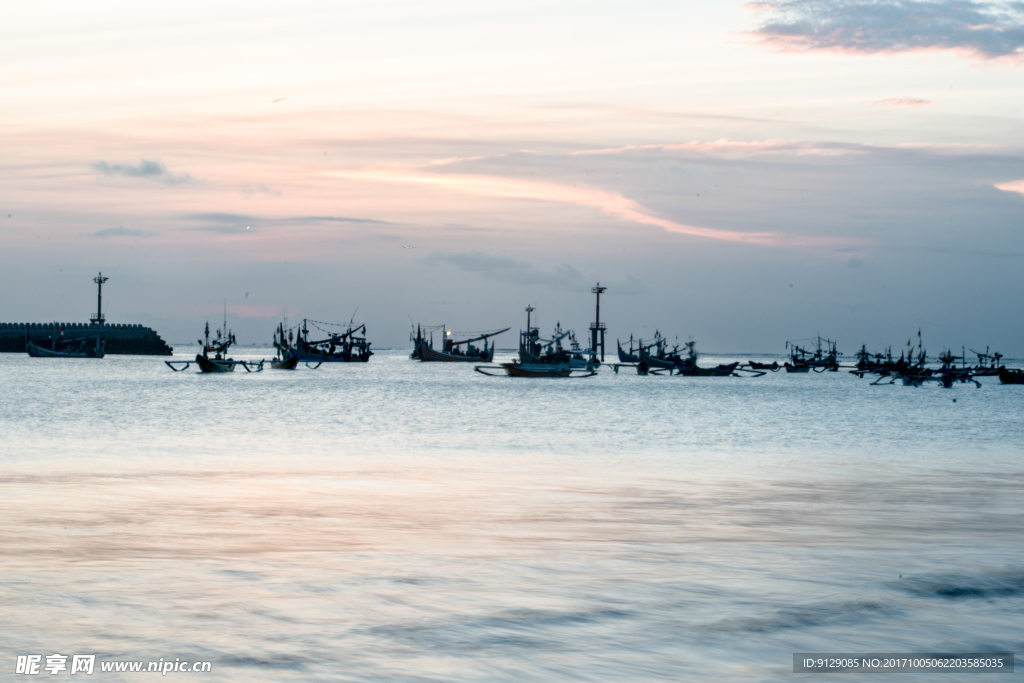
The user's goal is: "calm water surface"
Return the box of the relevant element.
[2,348,1022,681]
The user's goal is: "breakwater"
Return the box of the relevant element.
[0,323,173,355]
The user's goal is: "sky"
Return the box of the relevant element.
[2,0,1023,355]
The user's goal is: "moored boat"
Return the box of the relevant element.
[165,319,263,372]
[673,341,740,377]
[270,322,299,369]
[411,324,508,362]
[476,306,594,377]
[26,323,106,358]
[998,367,1024,384]
[287,319,373,363]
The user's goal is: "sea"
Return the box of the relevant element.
[2,348,1022,682]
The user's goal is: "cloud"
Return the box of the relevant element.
[85,225,153,238]
[573,139,867,158]
[424,251,585,289]
[180,213,393,233]
[872,96,935,107]
[241,184,282,198]
[91,159,194,184]
[746,0,1024,61]
[994,179,1024,195]
[328,166,826,247]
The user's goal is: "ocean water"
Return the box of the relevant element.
[1,348,1022,681]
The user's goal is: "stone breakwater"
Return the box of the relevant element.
[0,323,173,355]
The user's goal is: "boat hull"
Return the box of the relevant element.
[195,354,236,373]
[617,343,640,364]
[415,341,493,363]
[271,355,299,370]
[784,362,811,373]
[500,362,572,377]
[676,362,739,377]
[26,341,104,358]
[293,350,371,363]
[998,368,1024,384]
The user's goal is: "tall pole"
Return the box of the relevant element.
[590,283,607,361]
[91,272,108,325]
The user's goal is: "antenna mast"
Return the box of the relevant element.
[90,272,109,326]
[590,283,607,361]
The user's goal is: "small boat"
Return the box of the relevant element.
[270,322,299,369]
[476,306,595,378]
[638,331,682,369]
[26,323,106,358]
[284,319,373,363]
[785,337,840,372]
[673,341,741,376]
[617,336,641,363]
[998,367,1024,384]
[165,320,263,372]
[197,321,238,372]
[411,324,508,362]
[969,347,1004,376]
[748,360,780,371]
[619,332,679,368]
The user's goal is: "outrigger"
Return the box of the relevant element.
[476,306,597,377]
[166,320,264,372]
[411,324,509,362]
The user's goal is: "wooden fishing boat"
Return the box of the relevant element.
[638,331,681,369]
[617,337,641,363]
[673,341,742,376]
[165,320,263,372]
[785,337,840,372]
[476,306,595,378]
[287,319,373,363]
[270,322,299,369]
[25,323,106,358]
[748,360,779,371]
[270,353,299,370]
[411,324,508,362]
[969,348,1004,376]
[998,367,1024,384]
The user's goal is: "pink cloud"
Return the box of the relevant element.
[872,97,934,107]
[327,166,855,250]
[572,139,865,158]
[994,179,1024,195]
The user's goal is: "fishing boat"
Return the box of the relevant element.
[784,337,839,372]
[998,367,1024,384]
[287,319,373,363]
[567,331,598,369]
[638,331,682,369]
[270,322,299,369]
[411,324,508,362]
[617,336,641,363]
[476,306,595,377]
[25,323,106,358]
[673,341,741,377]
[748,360,780,371]
[196,321,238,372]
[165,320,263,372]
[969,347,1004,376]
